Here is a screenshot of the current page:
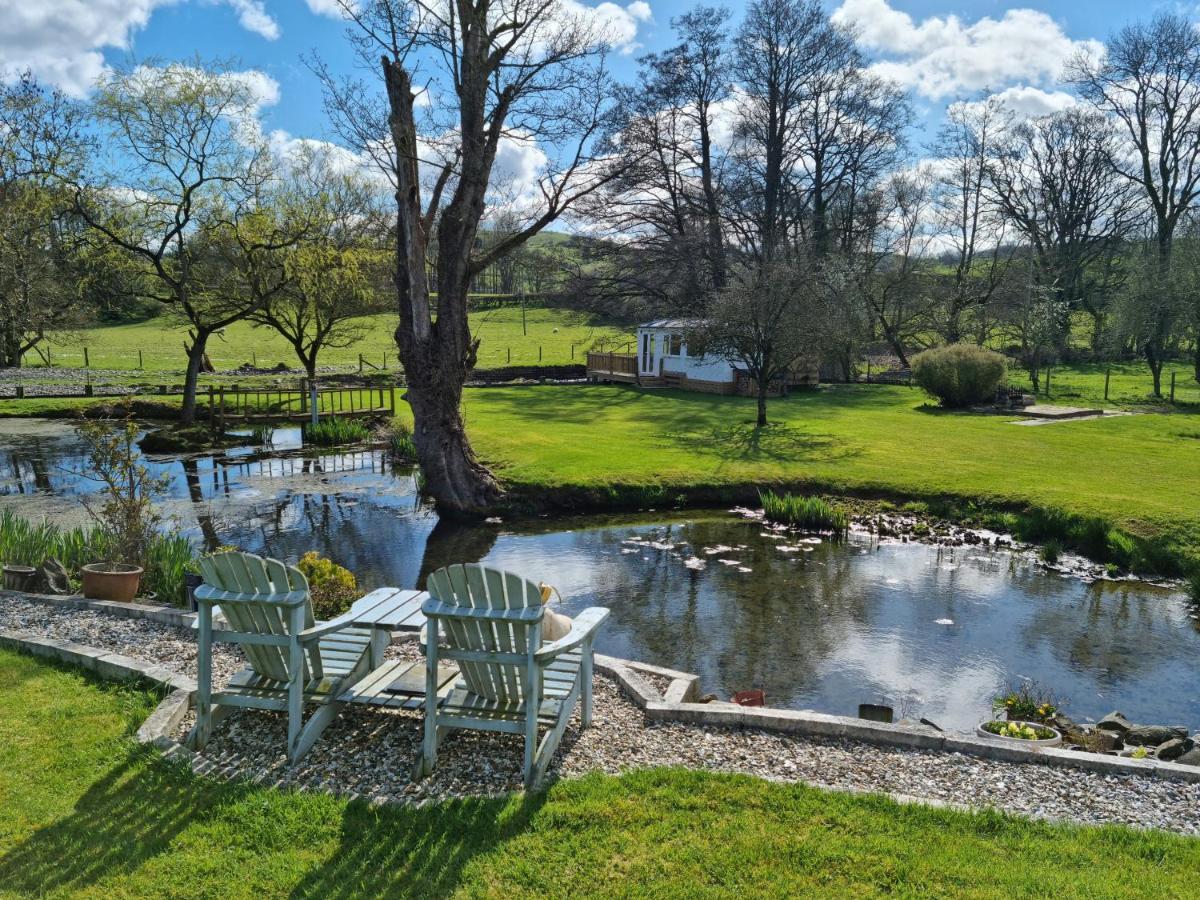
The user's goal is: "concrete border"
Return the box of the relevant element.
[5,589,1200,785]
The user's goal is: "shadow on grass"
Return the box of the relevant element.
[293,790,547,899]
[0,745,546,898]
[666,421,860,464]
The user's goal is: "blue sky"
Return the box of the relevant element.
[0,0,1181,155]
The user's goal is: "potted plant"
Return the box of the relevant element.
[976,719,1062,747]
[76,414,170,603]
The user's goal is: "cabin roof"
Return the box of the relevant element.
[638,318,703,330]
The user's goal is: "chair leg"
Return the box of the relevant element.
[581,641,595,728]
[419,628,441,779]
[192,601,214,750]
[290,701,343,763]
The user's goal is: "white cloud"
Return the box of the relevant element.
[214,0,280,40]
[0,0,282,97]
[971,85,1077,120]
[832,0,1102,100]
[304,0,350,17]
[560,0,652,54]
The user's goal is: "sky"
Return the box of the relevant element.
[0,0,1178,168]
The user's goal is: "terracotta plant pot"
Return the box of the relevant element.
[81,563,144,602]
[2,564,38,591]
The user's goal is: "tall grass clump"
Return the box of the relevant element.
[759,490,849,534]
[305,418,370,446]
[386,420,418,462]
[0,510,194,606]
[911,344,1008,407]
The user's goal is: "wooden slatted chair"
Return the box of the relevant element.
[414,564,609,789]
[187,551,384,763]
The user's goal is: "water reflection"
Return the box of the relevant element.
[1,419,1197,733]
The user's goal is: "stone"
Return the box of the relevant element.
[1125,724,1189,747]
[1173,748,1200,767]
[1069,727,1121,753]
[1096,712,1132,734]
[1155,738,1195,761]
[1049,713,1076,734]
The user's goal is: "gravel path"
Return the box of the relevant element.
[3,595,1199,834]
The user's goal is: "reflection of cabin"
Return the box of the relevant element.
[586,319,818,395]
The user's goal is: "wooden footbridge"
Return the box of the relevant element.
[208,384,395,430]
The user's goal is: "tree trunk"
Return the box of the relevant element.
[1145,342,1163,398]
[756,379,769,427]
[1193,343,1200,385]
[180,330,211,426]
[383,55,502,517]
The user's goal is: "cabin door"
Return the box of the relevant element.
[639,332,657,376]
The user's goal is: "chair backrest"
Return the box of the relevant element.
[197,551,316,683]
[426,564,544,703]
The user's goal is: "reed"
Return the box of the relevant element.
[759,490,849,535]
[305,418,370,446]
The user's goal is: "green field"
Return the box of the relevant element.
[27,306,633,374]
[2,649,1198,898]
[455,383,1200,568]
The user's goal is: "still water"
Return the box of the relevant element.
[2,419,1197,733]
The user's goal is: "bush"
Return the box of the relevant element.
[911,344,1008,408]
[759,490,849,534]
[297,551,358,620]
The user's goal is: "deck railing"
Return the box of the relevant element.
[586,351,638,377]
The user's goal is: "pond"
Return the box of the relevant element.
[2,419,1198,733]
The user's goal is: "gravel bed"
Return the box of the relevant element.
[3,595,1199,833]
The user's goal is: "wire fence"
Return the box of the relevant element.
[15,335,638,375]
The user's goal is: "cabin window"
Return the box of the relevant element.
[665,334,684,357]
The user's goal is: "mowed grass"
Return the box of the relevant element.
[2,649,1198,899]
[457,383,1200,559]
[33,306,633,374]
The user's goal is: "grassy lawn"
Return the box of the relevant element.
[1021,360,1200,408]
[2,649,1198,898]
[28,307,632,375]
[459,383,1200,566]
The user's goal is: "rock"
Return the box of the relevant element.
[1155,738,1195,761]
[1173,748,1200,767]
[1125,724,1189,747]
[1096,712,1133,734]
[1069,727,1121,753]
[36,558,72,595]
[1049,713,1076,734]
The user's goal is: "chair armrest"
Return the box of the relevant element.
[194,585,308,606]
[535,607,609,663]
[297,610,367,642]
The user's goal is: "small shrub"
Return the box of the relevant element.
[911,343,1008,408]
[297,551,358,620]
[759,490,849,534]
[305,419,370,447]
[900,501,929,516]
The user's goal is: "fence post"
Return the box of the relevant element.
[866,359,871,384]
[1045,366,1051,397]
[310,382,319,426]
[507,347,511,364]
[208,386,215,434]
[571,344,575,360]
[252,351,257,368]
[1104,367,1110,402]
[138,349,143,369]
[46,345,51,367]
[358,353,364,374]
[1171,371,1176,403]
[539,346,543,363]
[15,385,23,399]
[83,346,90,369]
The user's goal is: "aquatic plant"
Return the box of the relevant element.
[387,420,418,462]
[248,424,274,447]
[305,418,370,446]
[759,490,849,534]
[1039,539,1063,565]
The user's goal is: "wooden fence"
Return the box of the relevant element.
[586,351,638,377]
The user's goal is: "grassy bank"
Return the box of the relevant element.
[456,383,1200,574]
[28,306,632,374]
[2,649,1199,898]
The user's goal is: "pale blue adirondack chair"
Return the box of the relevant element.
[188,551,383,763]
[414,564,609,789]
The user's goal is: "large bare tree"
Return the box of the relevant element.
[321,0,625,514]
[988,108,1141,352]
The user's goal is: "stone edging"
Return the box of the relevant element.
[594,655,1200,785]
[5,589,1199,785]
